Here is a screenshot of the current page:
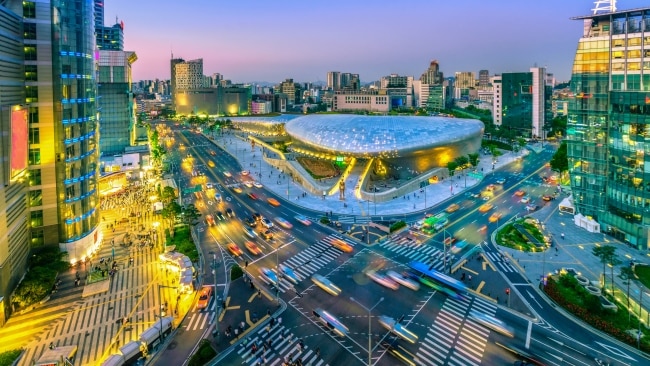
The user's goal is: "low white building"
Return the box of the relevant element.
[333,93,390,113]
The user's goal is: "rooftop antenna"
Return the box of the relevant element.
[592,0,616,15]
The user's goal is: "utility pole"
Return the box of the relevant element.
[213,253,219,343]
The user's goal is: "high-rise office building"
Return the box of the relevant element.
[94,0,123,51]
[173,59,204,92]
[25,0,102,258]
[566,6,650,248]
[327,71,360,91]
[478,69,490,88]
[327,71,340,90]
[454,71,476,100]
[0,0,30,326]
[420,60,444,85]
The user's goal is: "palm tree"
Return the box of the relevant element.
[619,266,636,323]
[592,245,618,291]
[446,161,458,194]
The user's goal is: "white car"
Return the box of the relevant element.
[295,215,312,226]
[520,196,531,204]
[253,182,263,188]
[261,218,274,229]
[386,270,420,291]
[366,270,399,290]
[223,171,232,178]
[311,274,342,296]
[377,315,419,344]
[469,310,514,338]
[275,217,293,229]
[244,181,253,188]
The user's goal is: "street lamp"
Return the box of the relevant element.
[157,284,176,344]
[350,296,384,366]
[442,229,450,273]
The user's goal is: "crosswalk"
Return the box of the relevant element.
[337,215,371,224]
[482,251,518,273]
[235,324,328,366]
[379,237,453,272]
[417,296,497,366]
[256,235,357,293]
[184,307,216,332]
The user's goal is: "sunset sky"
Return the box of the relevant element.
[103,0,649,83]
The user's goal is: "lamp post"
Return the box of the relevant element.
[350,296,384,366]
[442,229,449,273]
[157,284,176,345]
[212,253,221,343]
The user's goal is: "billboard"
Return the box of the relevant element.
[10,106,28,180]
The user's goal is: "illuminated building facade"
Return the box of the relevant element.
[25,0,101,258]
[567,7,650,248]
[0,0,30,325]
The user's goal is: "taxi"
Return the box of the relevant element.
[267,198,281,207]
[207,160,215,168]
[514,190,526,197]
[196,285,212,310]
[489,212,503,223]
[245,241,262,255]
[206,214,215,226]
[478,203,493,213]
[241,170,250,176]
[330,238,353,253]
[232,186,243,194]
[311,274,342,296]
[227,243,243,257]
[445,203,460,213]
[224,171,232,178]
[486,184,496,192]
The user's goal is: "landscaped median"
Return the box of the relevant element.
[543,274,650,352]
[495,218,548,252]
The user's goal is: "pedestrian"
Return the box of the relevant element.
[267,308,271,316]
[240,320,246,331]
[258,289,261,298]
[561,233,565,239]
[316,347,320,358]
[468,274,472,282]
[234,327,239,339]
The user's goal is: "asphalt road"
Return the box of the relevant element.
[160,123,649,366]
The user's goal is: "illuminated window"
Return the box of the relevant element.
[29,107,39,123]
[28,148,40,165]
[29,190,42,207]
[25,65,38,81]
[29,127,39,144]
[30,210,43,227]
[24,45,37,61]
[25,86,38,103]
[31,229,44,246]
[24,22,36,39]
[29,169,41,186]
[23,1,36,18]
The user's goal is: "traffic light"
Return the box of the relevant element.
[505,288,510,295]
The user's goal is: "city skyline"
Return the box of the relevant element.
[105,0,648,83]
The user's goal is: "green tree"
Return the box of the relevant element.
[181,204,202,226]
[447,161,458,192]
[454,156,469,168]
[550,142,568,173]
[467,153,480,168]
[162,201,182,223]
[161,186,177,203]
[592,245,618,291]
[619,266,636,323]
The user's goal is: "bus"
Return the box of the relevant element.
[407,261,467,299]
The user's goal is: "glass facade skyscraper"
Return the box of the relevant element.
[567,7,650,248]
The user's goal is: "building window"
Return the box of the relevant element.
[30,210,43,227]
[29,107,39,123]
[29,128,39,144]
[31,229,44,246]
[29,169,41,186]
[23,1,36,18]
[24,22,36,39]
[24,45,37,61]
[29,148,40,165]
[29,190,42,207]
[25,65,38,81]
[25,86,38,103]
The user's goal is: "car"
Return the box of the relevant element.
[542,195,554,201]
[366,270,400,290]
[205,182,214,189]
[526,204,538,212]
[207,160,215,168]
[224,171,232,178]
[489,212,503,223]
[378,315,419,344]
[295,215,312,226]
[312,308,349,337]
[226,208,234,217]
[514,190,526,197]
[275,217,293,229]
[261,218,274,229]
[330,238,353,253]
[247,193,258,200]
[445,203,460,213]
[443,236,457,246]
[245,217,257,227]
[209,150,216,156]
[386,271,420,291]
[496,178,506,184]
[311,274,342,296]
[245,241,262,255]
[279,264,300,284]
[244,181,254,188]
[252,212,262,221]
[227,243,243,257]
[469,310,514,337]
[216,211,225,221]
[267,198,280,207]
[478,203,493,212]
[206,215,215,226]
[253,182,263,188]
[379,337,417,366]
[260,267,278,286]
[196,285,212,310]
[260,229,273,240]
[232,186,243,194]
[486,184,496,191]
[450,240,469,254]
[243,227,257,239]
[520,196,531,204]
[241,170,250,176]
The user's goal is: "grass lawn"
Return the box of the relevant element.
[187,340,216,366]
[495,219,546,252]
[0,349,22,366]
[544,275,650,352]
[635,265,650,289]
[87,270,109,284]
